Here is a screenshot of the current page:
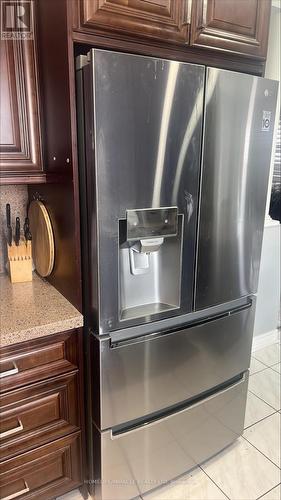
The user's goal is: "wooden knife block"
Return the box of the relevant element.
[7,239,32,283]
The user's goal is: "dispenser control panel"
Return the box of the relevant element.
[126,207,178,241]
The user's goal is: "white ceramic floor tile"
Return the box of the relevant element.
[250,357,267,375]
[272,363,281,374]
[201,437,280,500]
[253,344,281,367]
[142,466,227,500]
[259,484,281,500]
[249,368,281,410]
[244,392,275,429]
[244,413,280,467]
[56,490,84,500]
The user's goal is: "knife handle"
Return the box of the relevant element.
[15,217,20,246]
[6,204,11,227]
[7,226,12,246]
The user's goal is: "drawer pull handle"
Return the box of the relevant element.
[2,481,29,500]
[111,374,246,438]
[0,363,19,379]
[0,419,23,439]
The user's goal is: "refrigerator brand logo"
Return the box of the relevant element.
[1,0,33,39]
[262,110,271,132]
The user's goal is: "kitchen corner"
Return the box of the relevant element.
[0,184,83,346]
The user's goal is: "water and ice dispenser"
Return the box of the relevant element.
[119,207,183,321]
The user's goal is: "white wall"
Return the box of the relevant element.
[264,4,281,216]
[254,223,280,339]
[253,4,281,343]
[265,6,281,80]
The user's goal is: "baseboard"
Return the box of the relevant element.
[252,329,280,352]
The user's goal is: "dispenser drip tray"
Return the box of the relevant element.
[121,302,178,321]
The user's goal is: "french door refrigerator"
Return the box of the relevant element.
[76,49,278,500]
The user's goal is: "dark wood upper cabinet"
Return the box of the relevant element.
[0,35,43,183]
[74,0,271,65]
[76,0,191,45]
[190,0,271,58]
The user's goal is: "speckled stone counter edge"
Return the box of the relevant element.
[0,273,83,348]
[0,316,83,347]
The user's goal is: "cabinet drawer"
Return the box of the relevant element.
[0,432,82,500]
[0,331,78,393]
[0,372,79,461]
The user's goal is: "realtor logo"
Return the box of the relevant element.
[1,1,33,39]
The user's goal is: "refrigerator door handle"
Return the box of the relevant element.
[110,373,247,439]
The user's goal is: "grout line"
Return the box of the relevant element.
[250,366,269,377]
[267,364,281,372]
[251,363,280,374]
[251,355,281,370]
[241,435,281,470]
[244,408,277,430]
[198,465,231,500]
[248,389,280,412]
[256,482,281,500]
[251,355,269,366]
[267,365,281,376]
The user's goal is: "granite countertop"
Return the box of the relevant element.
[0,273,83,347]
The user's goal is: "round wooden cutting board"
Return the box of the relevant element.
[28,200,55,277]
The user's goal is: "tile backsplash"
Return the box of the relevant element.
[0,185,28,274]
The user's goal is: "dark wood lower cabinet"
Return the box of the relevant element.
[0,432,82,500]
[0,329,84,499]
[0,372,80,461]
[0,330,78,394]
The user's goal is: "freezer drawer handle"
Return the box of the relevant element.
[1,481,29,500]
[0,363,19,378]
[111,373,246,439]
[0,419,24,439]
[110,299,253,349]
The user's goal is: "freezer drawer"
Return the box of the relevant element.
[93,300,255,429]
[93,373,248,500]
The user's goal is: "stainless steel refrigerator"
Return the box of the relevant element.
[76,49,278,500]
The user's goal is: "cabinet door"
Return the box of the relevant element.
[77,0,190,44]
[0,37,42,178]
[190,0,271,58]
